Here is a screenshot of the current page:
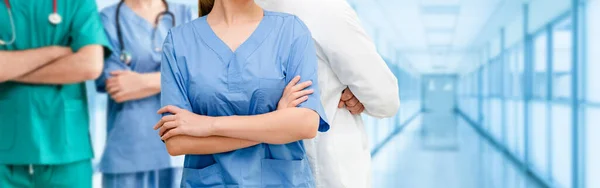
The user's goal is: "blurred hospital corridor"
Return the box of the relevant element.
[371,116,543,188]
[89,0,596,187]
[1,0,597,187]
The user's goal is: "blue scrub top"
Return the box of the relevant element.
[96,3,193,174]
[161,11,329,187]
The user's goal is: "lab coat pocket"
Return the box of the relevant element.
[261,159,311,187]
[0,100,15,150]
[182,163,224,187]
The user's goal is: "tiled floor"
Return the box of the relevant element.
[371,116,543,188]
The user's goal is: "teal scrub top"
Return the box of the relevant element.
[0,0,111,165]
[162,11,329,187]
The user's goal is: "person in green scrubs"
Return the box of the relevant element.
[0,0,111,187]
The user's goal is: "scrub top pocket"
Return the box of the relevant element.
[182,163,225,187]
[0,100,15,150]
[261,158,311,187]
[63,99,89,149]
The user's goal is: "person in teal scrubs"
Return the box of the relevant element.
[153,0,329,187]
[0,0,111,187]
[96,0,193,187]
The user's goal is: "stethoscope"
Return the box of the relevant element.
[0,0,62,46]
[115,0,176,65]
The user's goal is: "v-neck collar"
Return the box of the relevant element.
[195,10,275,64]
[119,3,175,31]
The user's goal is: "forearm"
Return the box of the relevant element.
[212,108,320,144]
[95,61,131,93]
[108,72,161,102]
[140,72,161,97]
[165,135,259,156]
[0,46,70,82]
[13,45,104,84]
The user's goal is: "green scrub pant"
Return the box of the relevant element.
[0,160,92,188]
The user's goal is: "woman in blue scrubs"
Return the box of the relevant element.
[95,0,193,187]
[153,0,329,187]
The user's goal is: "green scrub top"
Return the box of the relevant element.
[0,0,111,165]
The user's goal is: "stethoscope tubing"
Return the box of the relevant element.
[1,0,60,46]
[1,9,16,45]
[115,0,175,65]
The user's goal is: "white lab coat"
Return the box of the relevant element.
[256,0,401,188]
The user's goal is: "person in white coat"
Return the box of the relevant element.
[256,0,400,187]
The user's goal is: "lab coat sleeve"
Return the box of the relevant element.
[160,31,193,113]
[286,19,330,132]
[316,0,400,118]
[95,12,131,93]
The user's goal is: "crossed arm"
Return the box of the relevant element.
[104,71,162,103]
[160,107,320,156]
[156,77,319,156]
[158,80,364,156]
[0,46,70,82]
[165,135,259,156]
[0,45,105,84]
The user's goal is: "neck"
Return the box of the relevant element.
[125,0,163,9]
[209,0,263,25]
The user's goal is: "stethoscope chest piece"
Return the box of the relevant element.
[48,12,62,25]
[120,52,132,65]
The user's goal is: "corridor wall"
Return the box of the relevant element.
[455,0,595,187]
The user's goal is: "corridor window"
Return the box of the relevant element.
[515,45,525,98]
[551,104,572,187]
[587,1,600,187]
[515,102,525,160]
[505,100,517,152]
[490,99,502,140]
[533,33,548,99]
[504,46,525,98]
[472,72,478,96]
[482,66,489,97]
[530,101,549,176]
[552,18,573,100]
[482,100,490,129]
[587,3,600,103]
[586,107,600,188]
[504,50,514,98]
[489,59,502,97]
